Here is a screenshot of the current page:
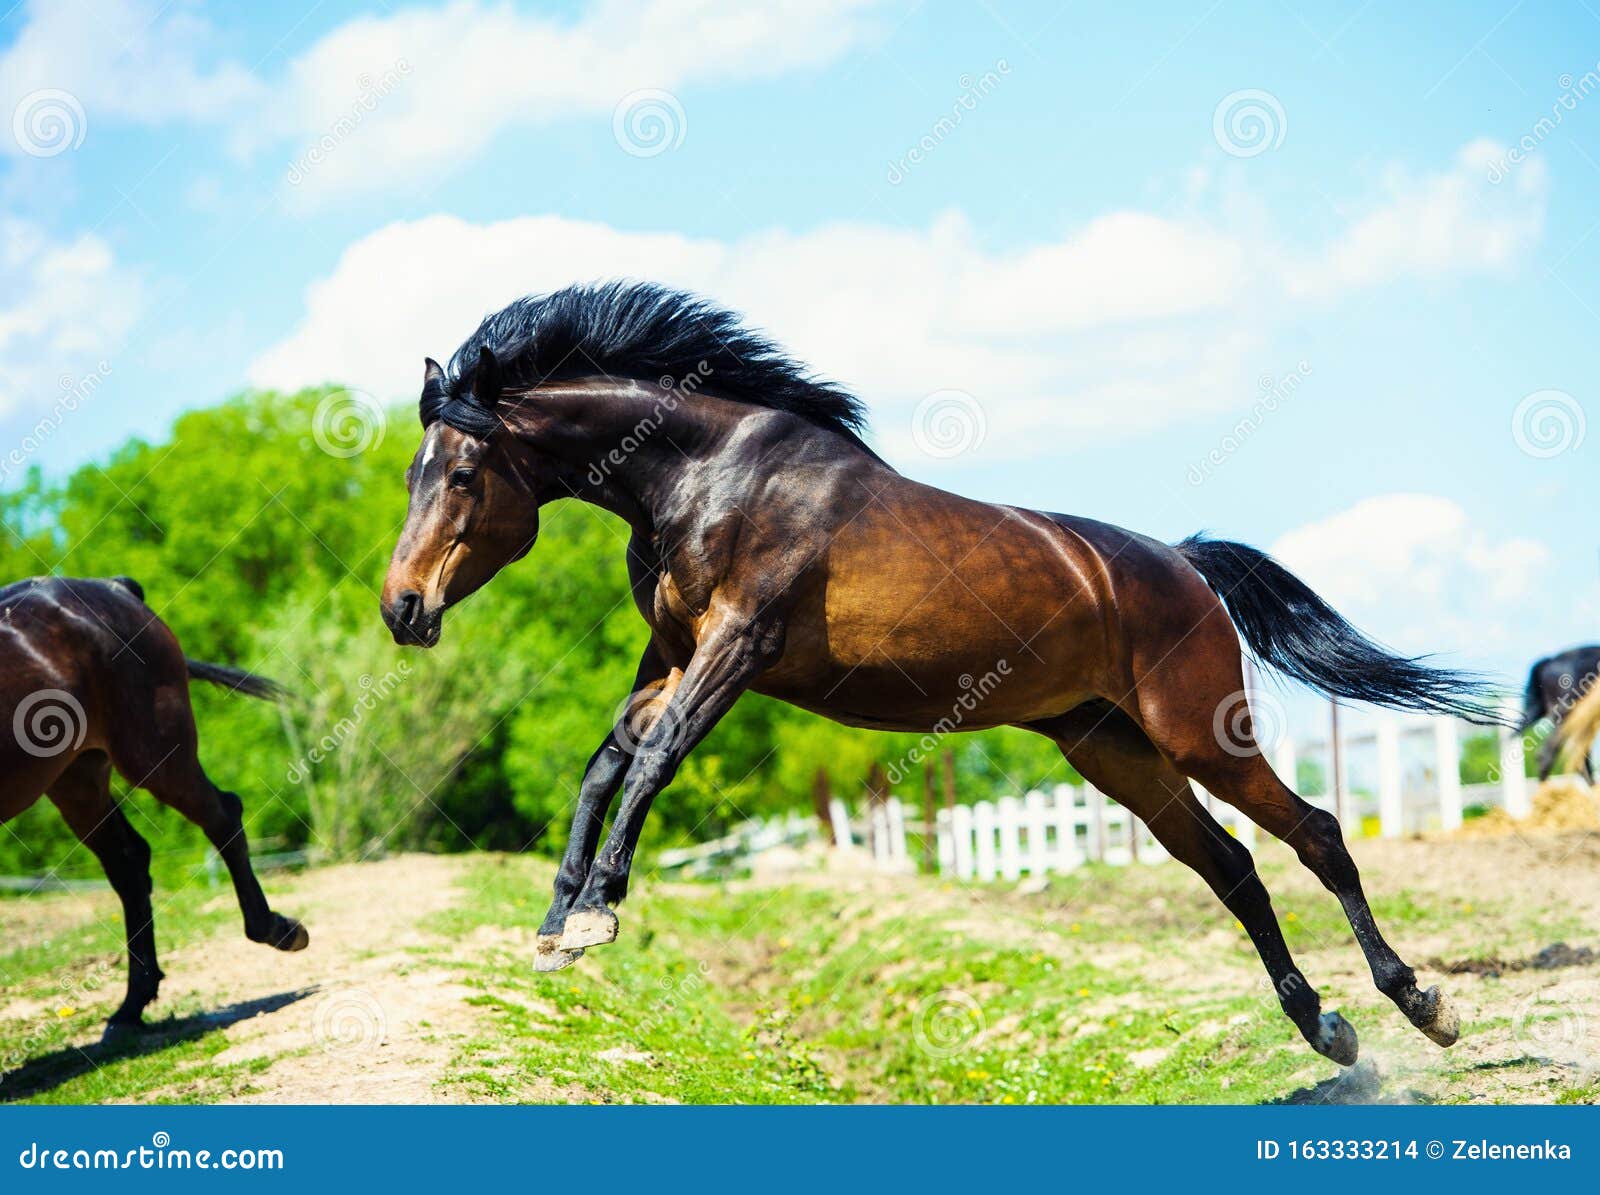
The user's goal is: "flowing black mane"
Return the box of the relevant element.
[422,281,870,443]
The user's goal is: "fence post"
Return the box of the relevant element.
[1330,699,1347,827]
[1376,716,1403,838]
[886,796,908,865]
[1087,783,1107,863]
[1500,703,1530,818]
[996,795,1022,880]
[936,806,954,875]
[922,764,938,872]
[828,797,852,849]
[1052,784,1082,870]
[1434,718,1462,832]
[973,800,997,881]
[1273,736,1298,792]
[1024,789,1049,875]
[951,803,974,879]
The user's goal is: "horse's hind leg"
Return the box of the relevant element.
[47,752,164,1036]
[1133,642,1457,1049]
[1034,705,1356,1066]
[112,708,308,954]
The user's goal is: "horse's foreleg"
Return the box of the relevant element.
[47,754,163,1038]
[560,614,775,950]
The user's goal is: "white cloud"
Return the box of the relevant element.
[248,0,883,202]
[1286,139,1547,296]
[1270,494,1550,654]
[247,208,1260,456]
[0,217,142,418]
[0,0,259,155]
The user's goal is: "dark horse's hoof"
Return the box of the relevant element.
[1414,985,1460,1047]
[533,934,584,972]
[559,906,619,951]
[264,915,310,952]
[1313,1011,1360,1067]
[100,1019,146,1047]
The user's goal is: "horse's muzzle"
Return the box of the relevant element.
[382,588,442,647]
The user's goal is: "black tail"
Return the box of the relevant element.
[1175,535,1505,725]
[1516,661,1547,732]
[186,658,288,703]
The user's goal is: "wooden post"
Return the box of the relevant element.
[922,764,937,873]
[1500,700,1530,817]
[1375,716,1403,838]
[865,763,887,858]
[1434,717,1462,832]
[812,767,835,845]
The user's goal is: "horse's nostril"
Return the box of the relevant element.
[395,589,422,627]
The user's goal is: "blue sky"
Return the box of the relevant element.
[1,0,1595,727]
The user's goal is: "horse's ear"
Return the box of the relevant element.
[474,346,504,409]
[423,357,445,387]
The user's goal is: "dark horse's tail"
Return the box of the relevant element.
[1175,535,1504,725]
[185,659,288,702]
[1516,661,1548,732]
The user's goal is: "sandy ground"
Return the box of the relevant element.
[3,829,1599,1104]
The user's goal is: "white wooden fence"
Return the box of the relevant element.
[831,707,1533,884]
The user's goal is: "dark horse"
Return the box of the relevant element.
[382,282,1500,1067]
[1,576,307,1039]
[1518,645,1600,782]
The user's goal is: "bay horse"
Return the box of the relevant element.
[1,576,307,1040]
[382,281,1501,1067]
[1518,645,1600,782]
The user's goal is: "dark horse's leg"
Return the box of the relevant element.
[110,693,308,955]
[46,752,163,1037]
[561,612,773,950]
[534,645,673,971]
[1535,723,1562,781]
[1133,623,1457,1051]
[1034,704,1355,1064]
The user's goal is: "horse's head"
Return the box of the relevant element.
[381,348,540,647]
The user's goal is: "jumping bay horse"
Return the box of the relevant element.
[1,576,307,1039]
[1518,645,1600,782]
[382,282,1501,1066]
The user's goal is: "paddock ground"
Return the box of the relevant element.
[3,825,1599,1104]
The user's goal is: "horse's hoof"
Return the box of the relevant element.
[1314,1011,1360,1067]
[101,1020,144,1047]
[1416,985,1459,1047]
[534,934,583,972]
[560,906,619,951]
[273,917,310,952]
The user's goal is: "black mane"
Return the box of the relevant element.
[426,281,870,442]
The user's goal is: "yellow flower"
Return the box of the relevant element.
[1285,912,1298,922]
[798,994,814,1006]
[965,1068,990,1081]
[778,937,793,949]
[56,1006,76,1018]
[743,1051,756,1061]
[1070,923,1081,933]
[1076,987,1090,998]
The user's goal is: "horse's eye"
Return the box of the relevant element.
[449,467,477,489]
